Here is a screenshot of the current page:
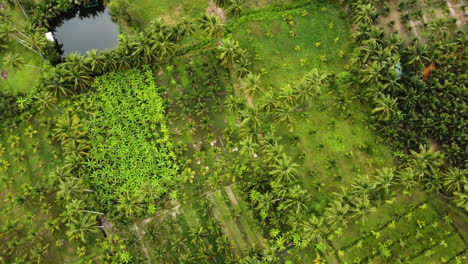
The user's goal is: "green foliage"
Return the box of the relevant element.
[83,69,179,216]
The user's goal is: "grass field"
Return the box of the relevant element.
[0,8,44,95]
[232,1,354,86]
[275,76,394,212]
[129,0,207,26]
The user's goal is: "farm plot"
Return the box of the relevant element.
[328,189,468,264]
[377,0,465,43]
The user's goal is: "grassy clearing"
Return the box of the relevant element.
[232,1,354,86]
[129,0,207,27]
[0,8,44,94]
[277,81,394,206]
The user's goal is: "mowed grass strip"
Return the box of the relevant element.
[224,185,264,249]
[208,190,247,256]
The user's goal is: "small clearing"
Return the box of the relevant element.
[206,0,226,23]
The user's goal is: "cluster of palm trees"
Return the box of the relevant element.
[345,1,466,209]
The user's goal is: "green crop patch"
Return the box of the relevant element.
[82,69,180,214]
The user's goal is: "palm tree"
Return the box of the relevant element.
[240,73,262,99]
[371,93,397,121]
[240,105,261,129]
[453,185,468,211]
[277,84,296,107]
[214,0,228,7]
[225,94,245,113]
[177,18,195,38]
[117,192,144,218]
[398,167,417,192]
[352,3,376,25]
[374,168,395,196]
[53,112,84,144]
[131,32,156,64]
[258,89,277,114]
[405,42,429,70]
[57,177,93,201]
[301,215,326,246]
[273,103,295,125]
[226,0,245,19]
[234,54,251,78]
[65,214,99,243]
[443,168,466,193]
[427,18,448,41]
[350,175,375,197]
[218,38,240,68]
[351,195,375,223]
[324,201,350,228]
[3,52,24,69]
[409,144,445,179]
[200,15,224,39]
[189,225,208,245]
[240,137,258,158]
[85,49,105,73]
[42,68,72,99]
[64,66,93,92]
[154,35,178,59]
[304,68,326,95]
[270,154,298,183]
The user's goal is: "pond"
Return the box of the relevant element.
[51,2,120,58]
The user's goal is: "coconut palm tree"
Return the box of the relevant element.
[398,167,417,192]
[301,215,326,246]
[57,177,93,201]
[3,52,24,69]
[154,35,178,59]
[352,3,376,25]
[453,185,468,211]
[374,168,395,196]
[240,73,262,98]
[85,49,105,74]
[304,68,326,95]
[225,94,245,113]
[277,84,296,107]
[443,168,466,193]
[117,192,144,218]
[350,175,376,197]
[65,214,99,243]
[214,0,228,7]
[218,38,241,68]
[409,144,445,179]
[273,103,295,125]
[240,105,261,130]
[200,15,224,39]
[371,93,397,121]
[351,195,375,223]
[258,89,277,114]
[324,201,350,228]
[270,154,298,183]
[226,0,245,19]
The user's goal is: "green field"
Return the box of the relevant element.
[232,1,354,86]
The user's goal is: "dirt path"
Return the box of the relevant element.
[446,0,467,27]
[206,0,226,23]
[225,185,239,206]
[133,224,152,264]
[409,20,422,41]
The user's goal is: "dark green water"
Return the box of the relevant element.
[52,4,119,57]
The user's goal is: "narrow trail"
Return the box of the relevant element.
[446,0,466,27]
[133,224,152,264]
[225,185,239,206]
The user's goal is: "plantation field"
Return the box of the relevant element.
[0,113,93,263]
[328,188,468,263]
[232,1,354,86]
[129,0,207,26]
[377,0,464,43]
[277,73,394,207]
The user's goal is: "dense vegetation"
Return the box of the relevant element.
[0,0,466,263]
